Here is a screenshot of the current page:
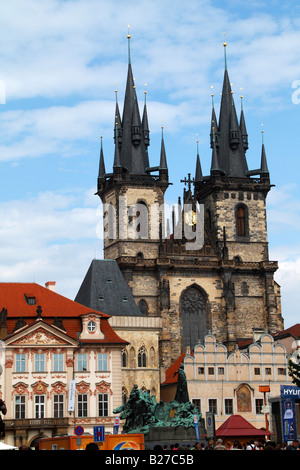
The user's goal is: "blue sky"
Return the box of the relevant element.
[0,0,299,328]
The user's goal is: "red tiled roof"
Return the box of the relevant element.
[238,323,300,350]
[0,282,127,345]
[216,415,272,437]
[273,323,300,340]
[0,282,110,318]
[237,338,253,349]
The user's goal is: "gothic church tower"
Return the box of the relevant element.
[96,36,283,370]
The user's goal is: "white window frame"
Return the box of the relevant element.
[15,353,26,373]
[35,395,45,419]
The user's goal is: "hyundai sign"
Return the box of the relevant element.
[280,385,300,442]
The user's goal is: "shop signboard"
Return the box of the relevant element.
[280,385,300,443]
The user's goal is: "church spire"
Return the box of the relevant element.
[210,124,223,175]
[239,91,248,152]
[159,125,168,170]
[159,125,168,183]
[210,87,219,149]
[217,39,249,177]
[195,137,202,182]
[117,29,148,175]
[260,126,269,177]
[142,85,150,148]
[97,135,106,185]
[127,25,131,65]
[223,33,228,70]
[131,81,142,148]
[114,85,122,148]
[113,118,122,175]
[229,90,240,150]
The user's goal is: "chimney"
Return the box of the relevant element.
[45,281,56,292]
[252,327,265,343]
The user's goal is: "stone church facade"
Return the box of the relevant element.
[93,36,283,373]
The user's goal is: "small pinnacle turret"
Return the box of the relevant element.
[195,140,202,183]
[240,93,248,152]
[260,129,269,177]
[97,136,106,187]
[159,126,168,183]
[114,87,122,148]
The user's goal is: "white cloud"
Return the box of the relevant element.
[0,0,299,327]
[267,184,300,328]
[273,254,300,329]
[0,187,102,298]
[1,0,300,107]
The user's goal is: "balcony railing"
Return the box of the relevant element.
[4,417,70,429]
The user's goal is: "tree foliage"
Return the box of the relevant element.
[288,350,300,388]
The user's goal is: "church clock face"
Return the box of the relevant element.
[184,210,196,226]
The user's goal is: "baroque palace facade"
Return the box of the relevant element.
[0,282,127,447]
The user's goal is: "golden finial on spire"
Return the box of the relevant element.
[223,33,228,69]
[240,88,244,109]
[127,25,132,64]
[115,82,118,102]
[211,85,215,108]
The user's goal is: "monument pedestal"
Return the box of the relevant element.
[144,422,206,449]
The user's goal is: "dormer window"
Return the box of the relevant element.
[79,315,104,341]
[24,295,36,305]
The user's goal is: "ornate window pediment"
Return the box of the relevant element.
[12,327,68,346]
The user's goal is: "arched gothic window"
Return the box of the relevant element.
[121,349,127,367]
[138,299,147,315]
[236,204,248,238]
[136,201,148,239]
[138,346,147,368]
[122,387,128,405]
[180,286,208,351]
[150,347,155,367]
[129,347,135,368]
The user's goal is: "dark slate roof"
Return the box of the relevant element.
[75,259,143,316]
[217,69,248,177]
